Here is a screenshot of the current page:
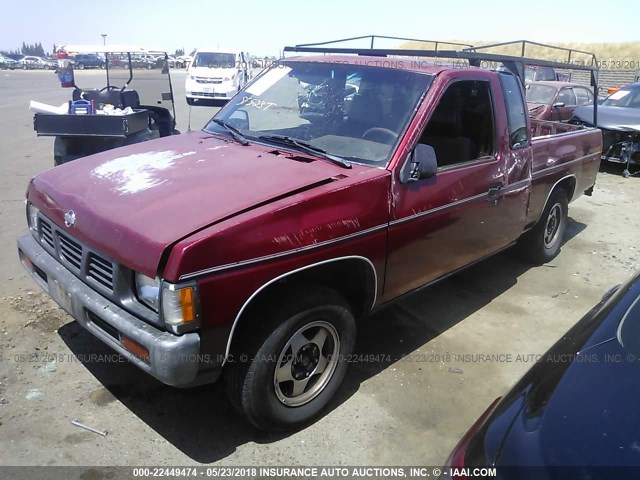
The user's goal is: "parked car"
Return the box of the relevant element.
[444,271,640,480]
[17,55,52,70]
[185,48,251,105]
[524,65,558,83]
[71,53,105,69]
[18,43,602,432]
[164,55,185,68]
[0,54,18,69]
[526,81,594,122]
[177,53,194,68]
[572,82,640,176]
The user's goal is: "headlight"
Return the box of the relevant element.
[135,273,160,311]
[162,283,199,331]
[27,202,39,233]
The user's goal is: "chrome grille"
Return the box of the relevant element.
[33,213,161,327]
[40,220,54,249]
[195,77,222,84]
[87,253,114,291]
[38,216,115,294]
[58,233,82,271]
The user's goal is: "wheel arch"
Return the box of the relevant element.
[223,255,377,366]
[534,174,576,225]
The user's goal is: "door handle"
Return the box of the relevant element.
[488,185,503,205]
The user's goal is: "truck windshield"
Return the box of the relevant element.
[205,61,432,166]
[194,52,236,68]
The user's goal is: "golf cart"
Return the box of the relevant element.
[32,45,179,166]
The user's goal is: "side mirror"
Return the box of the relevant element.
[227,110,250,130]
[552,102,565,108]
[400,144,438,183]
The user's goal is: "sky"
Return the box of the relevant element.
[2,0,638,56]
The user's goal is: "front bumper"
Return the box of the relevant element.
[17,233,207,387]
[185,78,236,99]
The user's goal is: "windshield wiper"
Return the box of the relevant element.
[211,119,250,146]
[258,135,351,169]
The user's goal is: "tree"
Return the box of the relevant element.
[175,48,185,56]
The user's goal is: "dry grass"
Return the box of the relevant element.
[400,40,640,68]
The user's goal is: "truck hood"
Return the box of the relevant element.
[29,132,358,277]
[573,105,640,131]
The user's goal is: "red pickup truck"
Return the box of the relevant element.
[17,47,602,431]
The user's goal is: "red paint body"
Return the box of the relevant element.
[25,56,603,373]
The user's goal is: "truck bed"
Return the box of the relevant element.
[527,120,602,226]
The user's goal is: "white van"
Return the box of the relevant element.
[185,48,250,104]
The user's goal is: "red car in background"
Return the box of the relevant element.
[527,81,595,122]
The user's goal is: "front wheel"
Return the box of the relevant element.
[225,285,355,431]
[517,189,568,263]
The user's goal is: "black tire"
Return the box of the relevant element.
[225,285,356,431]
[99,63,105,69]
[77,63,85,70]
[517,189,568,264]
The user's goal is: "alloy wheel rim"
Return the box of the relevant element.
[273,320,340,407]
[544,203,562,248]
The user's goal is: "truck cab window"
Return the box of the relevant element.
[418,80,495,168]
[499,73,529,149]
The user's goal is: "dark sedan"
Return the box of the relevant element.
[572,83,640,176]
[444,270,640,480]
[526,81,594,122]
[71,53,105,69]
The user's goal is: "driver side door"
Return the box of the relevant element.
[383,74,529,301]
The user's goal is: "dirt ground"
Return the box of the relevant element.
[1,70,639,471]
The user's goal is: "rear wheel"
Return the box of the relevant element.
[225,285,355,431]
[517,189,568,263]
[77,63,85,70]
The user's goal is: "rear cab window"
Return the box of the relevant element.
[499,73,529,149]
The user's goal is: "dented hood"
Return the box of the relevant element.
[28,132,355,276]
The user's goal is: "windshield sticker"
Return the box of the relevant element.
[92,150,195,194]
[609,90,630,100]
[245,66,292,96]
[237,96,277,110]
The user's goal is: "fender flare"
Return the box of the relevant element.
[222,255,377,366]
